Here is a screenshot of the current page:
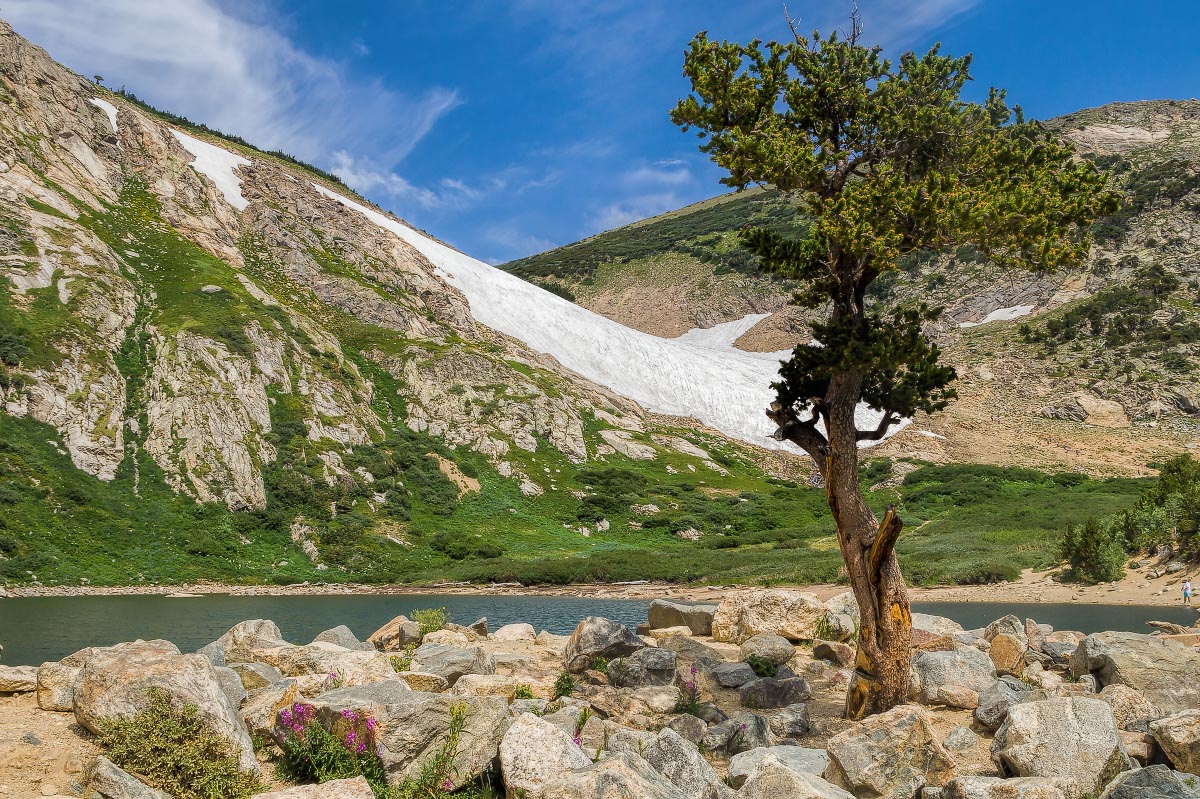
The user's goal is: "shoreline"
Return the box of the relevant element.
[3,564,1197,608]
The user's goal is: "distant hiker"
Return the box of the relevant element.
[1185,579,1193,607]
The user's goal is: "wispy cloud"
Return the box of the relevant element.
[589,191,685,232]
[796,0,983,52]
[2,0,458,182]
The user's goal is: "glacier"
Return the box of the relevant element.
[312,185,902,451]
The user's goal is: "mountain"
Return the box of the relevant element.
[505,99,1200,476]
[0,21,1159,589]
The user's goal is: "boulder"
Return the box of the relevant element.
[608,647,678,688]
[984,615,1027,644]
[409,644,495,686]
[634,685,682,713]
[643,727,729,799]
[941,776,1075,799]
[652,626,695,639]
[1099,684,1161,732]
[250,642,397,690]
[912,613,966,637]
[740,633,796,666]
[992,696,1131,794]
[1071,632,1200,713]
[312,625,368,650]
[85,755,172,799]
[741,754,855,799]
[214,665,248,707]
[469,618,489,637]
[197,619,286,665]
[422,629,471,647]
[0,665,37,692]
[309,686,509,786]
[711,590,825,644]
[649,600,718,636]
[943,727,980,752]
[1099,765,1200,799]
[239,679,299,738]
[1120,730,1157,766]
[988,634,1028,676]
[449,674,534,701]
[712,662,757,688]
[702,712,773,754]
[368,615,423,651]
[538,752,689,799]
[667,713,708,744]
[250,776,375,798]
[740,676,812,709]
[492,623,536,642]
[536,631,569,650]
[229,662,283,691]
[37,661,77,711]
[499,712,591,797]
[822,592,860,643]
[729,746,830,787]
[824,704,956,799]
[814,640,856,667]
[72,639,258,773]
[975,677,1048,732]
[1150,709,1200,774]
[911,647,997,706]
[563,617,646,673]
[769,703,812,738]
[395,671,450,692]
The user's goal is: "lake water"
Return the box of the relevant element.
[0,594,1197,666]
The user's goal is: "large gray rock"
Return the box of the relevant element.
[368,615,423,651]
[649,600,718,636]
[703,712,774,754]
[740,677,812,709]
[308,686,509,787]
[992,696,1131,794]
[499,712,591,797]
[643,727,731,799]
[229,662,283,691]
[0,664,36,692]
[73,639,258,773]
[1099,684,1161,732]
[729,746,830,787]
[741,754,855,799]
[975,677,1048,732]
[1150,709,1200,774]
[250,777,375,798]
[37,660,78,711]
[250,642,399,691]
[711,590,825,644]
[941,776,1075,799]
[1099,765,1200,799]
[769,703,812,738]
[563,617,646,673]
[85,755,173,799]
[239,679,299,739]
[197,619,286,666]
[1072,632,1200,713]
[822,592,859,643]
[740,633,796,666]
[911,647,997,707]
[409,643,495,686]
[911,613,965,637]
[983,615,1027,644]
[538,752,689,799]
[608,647,677,688]
[824,704,956,799]
[213,665,248,707]
[312,625,369,650]
[712,662,757,688]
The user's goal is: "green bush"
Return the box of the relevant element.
[411,607,448,636]
[96,688,262,799]
[553,672,575,699]
[745,654,778,678]
[1060,519,1126,583]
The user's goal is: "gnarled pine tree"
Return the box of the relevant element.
[672,18,1116,718]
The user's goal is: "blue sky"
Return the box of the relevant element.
[6,1,1200,263]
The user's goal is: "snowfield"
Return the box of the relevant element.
[171,129,250,211]
[959,304,1035,328]
[89,97,118,134]
[314,185,906,451]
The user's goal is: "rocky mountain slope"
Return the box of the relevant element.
[504,99,1200,475]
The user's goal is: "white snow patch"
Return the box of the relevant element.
[90,98,118,134]
[959,304,1034,328]
[915,429,946,440]
[312,184,906,450]
[676,313,771,349]
[170,129,250,211]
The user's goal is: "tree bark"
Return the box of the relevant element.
[820,379,913,720]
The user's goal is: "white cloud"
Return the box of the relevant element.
[3,0,458,176]
[623,163,692,187]
[484,225,557,260]
[588,191,683,232]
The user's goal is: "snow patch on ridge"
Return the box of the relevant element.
[959,304,1034,328]
[312,184,906,451]
[89,98,118,134]
[676,313,773,349]
[170,129,250,211]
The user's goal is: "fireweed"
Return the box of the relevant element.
[275,702,388,794]
[675,664,703,716]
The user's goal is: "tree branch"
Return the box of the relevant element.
[868,505,903,582]
[856,412,900,441]
[767,402,829,459]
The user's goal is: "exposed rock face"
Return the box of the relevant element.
[739,677,812,709]
[649,600,717,636]
[72,639,258,773]
[499,712,592,797]
[1071,632,1200,713]
[824,705,956,799]
[563,616,646,673]
[991,696,1131,794]
[249,642,398,690]
[492,623,536,642]
[1039,391,1130,428]
[711,590,826,644]
[1150,709,1200,774]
